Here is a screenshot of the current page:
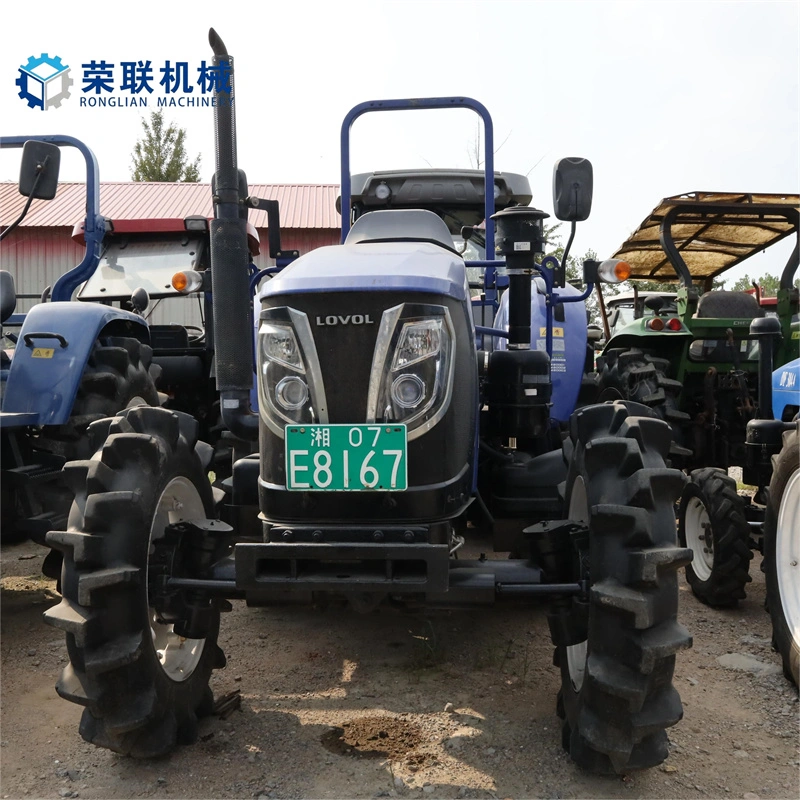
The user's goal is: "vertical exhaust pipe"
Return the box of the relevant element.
[208,28,258,440]
[491,206,549,349]
[750,315,782,421]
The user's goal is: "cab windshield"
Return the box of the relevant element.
[78,235,206,301]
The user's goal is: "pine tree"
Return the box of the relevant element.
[130,111,201,182]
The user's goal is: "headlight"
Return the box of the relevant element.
[261,324,304,371]
[391,373,426,409]
[257,309,328,437]
[275,375,309,410]
[366,304,455,440]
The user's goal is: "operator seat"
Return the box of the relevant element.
[345,209,458,254]
[694,290,765,319]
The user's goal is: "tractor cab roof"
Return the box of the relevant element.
[612,192,799,285]
[343,168,533,235]
[72,215,260,255]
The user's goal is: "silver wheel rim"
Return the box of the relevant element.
[566,475,589,693]
[685,496,714,581]
[148,476,206,682]
[776,467,800,647]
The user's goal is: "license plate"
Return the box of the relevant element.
[285,424,407,491]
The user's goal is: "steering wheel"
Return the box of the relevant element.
[184,325,206,344]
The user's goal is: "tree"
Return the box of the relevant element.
[130,111,201,182]
[724,272,783,296]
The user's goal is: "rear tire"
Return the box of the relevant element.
[678,468,753,607]
[37,336,161,460]
[763,423,800,686]
[43,406,226,757]
[551,401,692,774]
[596,348,690,459]
[11,336,162,548]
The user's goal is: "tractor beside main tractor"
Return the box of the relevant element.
[593,193,799,607]
[0,137,161,554]
[42,30,693,774]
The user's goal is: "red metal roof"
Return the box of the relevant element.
[0,181,341,230]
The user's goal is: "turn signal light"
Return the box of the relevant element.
[597,259,632,283]
[172,270,203,293]
[647,317,665,331]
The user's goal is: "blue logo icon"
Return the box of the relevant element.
[16,53,73,110]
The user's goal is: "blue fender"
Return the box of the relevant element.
[773,357,800,421]
[493,281,588,422]
[1,302,148,426]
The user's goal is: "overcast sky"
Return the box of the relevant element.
[1,0,798,283]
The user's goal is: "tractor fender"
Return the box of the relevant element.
[602,318,692,363]
[604,317,693,347]
[2,302,148,425]
[773,357,800,421]
[493,281,587,422]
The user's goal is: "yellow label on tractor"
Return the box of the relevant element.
[539,327,564,337]
[792,331,799,340]
[31,348,55,359]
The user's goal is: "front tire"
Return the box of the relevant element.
[43,406,227,757]
[678,468,753,607]
[763,422,800,686]
[551,401,692,774]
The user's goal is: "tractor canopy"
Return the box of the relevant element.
[610,191,799,287]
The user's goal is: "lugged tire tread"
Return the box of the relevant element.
[44,406,224,758]
[678,467,753,607]
[554,401,690,774]
[596,348,690,460]
[763,422,800,686]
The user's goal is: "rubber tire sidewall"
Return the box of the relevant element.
[764,423,800,687]
[57,408,221,756]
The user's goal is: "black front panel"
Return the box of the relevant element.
[258,290,476,524]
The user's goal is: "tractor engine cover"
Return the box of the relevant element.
[255,220,477,526]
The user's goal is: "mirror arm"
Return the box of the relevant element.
[0,192,37,242]
[0,160,48,241]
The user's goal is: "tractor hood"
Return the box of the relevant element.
[258,241,469,303]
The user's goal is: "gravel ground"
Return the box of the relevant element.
[1,537,798,800]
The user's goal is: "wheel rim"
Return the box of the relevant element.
[776,467,800,645]
[598,387,624,403]
[148,476,206,682]
[566,475,589,693]
[684,496,714,581]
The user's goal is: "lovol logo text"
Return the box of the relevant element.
[316,315,374,326]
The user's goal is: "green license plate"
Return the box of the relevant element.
[285,424,407,491]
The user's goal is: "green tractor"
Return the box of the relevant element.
[594,192,799,607]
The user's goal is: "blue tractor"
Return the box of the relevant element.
[756,351,800,687]
[0,137,160,551]
[43,30,692,773]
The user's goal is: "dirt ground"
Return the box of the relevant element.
[1,537,798,800]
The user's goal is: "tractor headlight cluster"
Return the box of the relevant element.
[257,311,328,437]
[367,304,454,440]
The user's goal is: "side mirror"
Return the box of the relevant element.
[19,140,61,200]
[130,286,150,316]
[552,157,593,221]
[1,271,17,324]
